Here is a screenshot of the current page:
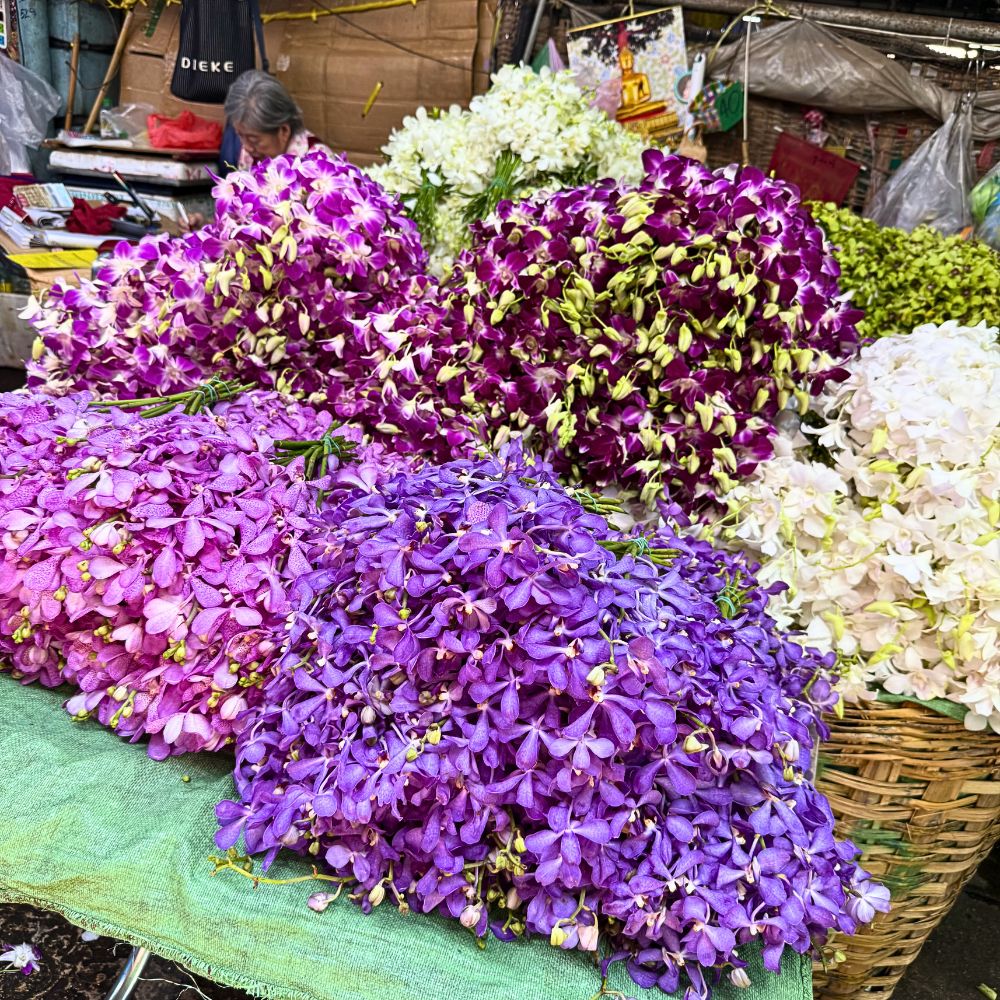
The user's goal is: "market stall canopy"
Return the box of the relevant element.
[708,20,1000,140]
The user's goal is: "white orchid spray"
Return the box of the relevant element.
[718,321,1000,733]
[368,66,647,275]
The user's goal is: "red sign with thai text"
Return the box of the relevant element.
[767,132,861,205]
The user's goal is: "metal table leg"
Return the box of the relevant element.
[103,946,151,1000]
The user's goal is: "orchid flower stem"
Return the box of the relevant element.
[274,430,359,488]
[91,378,255,419]
[588,978,630,1000]
[209,855,351,888]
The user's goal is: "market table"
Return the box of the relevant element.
[0,679,812,1000]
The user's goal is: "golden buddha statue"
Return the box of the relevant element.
[613,27,681,143]
[617,45,657,119]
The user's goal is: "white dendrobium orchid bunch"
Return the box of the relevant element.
[368,65,648,275]
[719,321,1000,733]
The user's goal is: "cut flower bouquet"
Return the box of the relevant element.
[368,66,648,274]
[718,321,1000,732]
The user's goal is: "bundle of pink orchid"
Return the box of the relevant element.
[0,383,414,758]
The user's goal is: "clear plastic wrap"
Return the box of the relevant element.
[0,54,61,174]
[709,20,1000,140]
[103,103,156,141]
[866,101,975,236]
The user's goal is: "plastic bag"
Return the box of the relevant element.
[531,39,565,74]
[971,162,1000,248]
[690,80,744,134]
[587,76,621,119]
[975,201,1000,249]
[867,100,975,236]
[0,53,62,173]
[971,161,1000,225]
[104,103,156,142]
[147,111,223,151]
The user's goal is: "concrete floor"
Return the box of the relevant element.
[894,874,1000,1000]
[1,862,997,1000]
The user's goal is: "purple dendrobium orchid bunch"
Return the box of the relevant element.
[216,447,887,998]
[26,153,467,460]
[0,387,414,758]
[440,150,860,506]
[27,150,860,507]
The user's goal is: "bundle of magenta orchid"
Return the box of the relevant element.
[0,384,414,758]
[438,151,860,507]
[25,153,459,453]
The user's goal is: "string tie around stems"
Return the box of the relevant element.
[273,430,360,496]
[89,376,256,419]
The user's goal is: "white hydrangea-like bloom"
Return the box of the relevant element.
[720,322,1000,733]
[367,66,648,274]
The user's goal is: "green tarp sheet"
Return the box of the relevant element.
[0,679,812,1000]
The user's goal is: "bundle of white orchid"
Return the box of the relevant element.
[717,321,1000,733]
[368,65,647,274]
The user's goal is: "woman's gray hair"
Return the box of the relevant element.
[225,70,304,134]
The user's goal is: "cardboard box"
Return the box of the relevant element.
[119,0,496,164]
[473,0,498,95]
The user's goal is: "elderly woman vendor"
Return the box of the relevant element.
[227,70,331,169]
[182,71,332,229]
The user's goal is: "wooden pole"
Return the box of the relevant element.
[64,33,80,132]
[83,9,135,136]
[741,19,752,166]
[681,0,1000,45]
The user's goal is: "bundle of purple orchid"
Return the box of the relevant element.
[3,150,889,997]
[29,148,859,505]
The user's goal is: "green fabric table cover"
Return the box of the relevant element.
[0,679,812,1000]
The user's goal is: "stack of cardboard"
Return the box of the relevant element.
[118,0,497,166]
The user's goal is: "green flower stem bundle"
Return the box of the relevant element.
[809,202,1000,338]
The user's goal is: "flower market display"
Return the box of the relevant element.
[5,145,909,998]
[28,151,861,512]
[217,447,888,998]
[0,384,412,758]
[440,151,859,508]
[717,321,1000,732]
[809,202,1000,338]
[367,66,648,274]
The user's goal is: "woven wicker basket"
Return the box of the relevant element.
[812,700,1000,999]
[493,0,527,68]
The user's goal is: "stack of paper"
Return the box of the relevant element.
[56,130,134,150]
[22,208,66,229]
[0,207,35,249]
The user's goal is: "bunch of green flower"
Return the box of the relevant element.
[809,202,1000,337]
